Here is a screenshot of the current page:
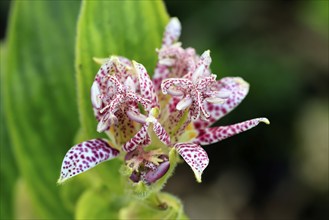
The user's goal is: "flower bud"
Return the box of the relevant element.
[145,161,170,184]
[130,171,140,183]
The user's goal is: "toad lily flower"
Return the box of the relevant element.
[58,17,269,185]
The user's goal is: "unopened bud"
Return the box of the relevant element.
[130,171,140,183]
[145,161,170,184]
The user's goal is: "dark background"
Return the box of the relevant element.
[162,1,328,219]
[1,1,328,219]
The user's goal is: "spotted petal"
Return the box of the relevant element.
[58,139,120,184]
[153,17,197,91]
[153,121,171,145]
[163,109,191,143]
[193,77,250,130]
[91,57,138,122]
[93,56,134,84]
[191,50,212,81]
[162,17,181,46]
[133,61,158,108]
[161,78,193,95]
[91,81,102,109]
[122,123,149,152]
[153,46,198,92]
[174,143,209,182]
[91,57,132,104]
[194,118,270,145]
[111,56,134,82]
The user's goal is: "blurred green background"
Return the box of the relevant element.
[1,0,328,219]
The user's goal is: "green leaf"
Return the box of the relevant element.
[299,0,329,38]
[76,0,169,139]
[13,178,38,219]
[119,192,186,220]
[0,42,19,220]
[4,1,80,218]
[75,187,127,219]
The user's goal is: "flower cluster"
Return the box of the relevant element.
[58,18,269,185]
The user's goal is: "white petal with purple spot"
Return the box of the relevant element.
[194,117,270,145]
[153,121,171,145]
[175,143,209,182]
[192,77,250,130]
[122,124,149,152]
[58,139,120,184]
[162,17,181,46]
